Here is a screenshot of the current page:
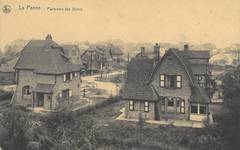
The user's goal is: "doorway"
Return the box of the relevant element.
[36,93,44,107]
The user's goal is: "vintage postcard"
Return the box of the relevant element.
[0,0,240,150]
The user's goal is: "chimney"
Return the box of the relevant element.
[184,44,189,51]
[154,43,160,61]
[45,34,52,40]
[140,47,145,56]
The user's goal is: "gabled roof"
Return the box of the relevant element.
[190,86,211,103]
[148,48,210,103]
[15,39,80,74]
[62,44,80,56]
[122,56,158,101]
[148,48,195,86]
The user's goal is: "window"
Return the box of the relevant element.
[74,72,78,77]
[167,57,173,65]
[72,50,77,56]
[160,74,165,87]
[61,89,73,99]
[47,95,52,100]
[180,100,185,114]
[64,73,73,82]
[176,75,182,88]
[191,104,198,113]
[196,75,205,88]
[168,75,176,88]
[23,86,31,95]
[129,100,134,111]
[144,101,149,112]
[163,75,182,88]
[168,98,174,106]
[200,105,207,114]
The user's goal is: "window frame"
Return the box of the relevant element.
[144,101,149,112]
[168,98,174,107]
[199,105,207,114]
[191,104,198,114]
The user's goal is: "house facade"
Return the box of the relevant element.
[62,44,82,65]
[122,44,211,122]
[13,35,81,110]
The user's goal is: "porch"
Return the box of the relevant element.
[32,83,55,110]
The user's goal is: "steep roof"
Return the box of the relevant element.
[122,56,158,101]
[148,48,210,103]
[0,57,19,73]
[62,44,80,56]
[109,46,123,55]
[15,39,80,74]
[188,50,210,59]
[190,86,211,103]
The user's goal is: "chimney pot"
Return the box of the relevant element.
[154,43,160,61]
[184,44,189,51]
[141,47,145,56]
[45,34,52,40]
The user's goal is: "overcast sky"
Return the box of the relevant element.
[0,0,240,51]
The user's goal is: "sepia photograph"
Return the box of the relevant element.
[0,0,240,149]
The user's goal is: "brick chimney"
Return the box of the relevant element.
[45,34,52,40]
[184,44,189,51]
[154,43,160,61]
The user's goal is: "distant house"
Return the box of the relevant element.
[122,44,212,122]
[13,35,81,110]
[62,44,82,65]
[108,44,124,68]
[81,44,124,74]
[0,57,18,84]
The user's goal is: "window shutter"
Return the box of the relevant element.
[59,92,62,98]
[69,90,73,97]
[70,73,73,80]
[176,75,182,88]
[74,72,77,77]
[63,74,66,82]
[160,74,165,87]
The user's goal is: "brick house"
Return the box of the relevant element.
[122,44,211,121]
[13,35,81,110]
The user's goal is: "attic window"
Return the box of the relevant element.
[167,57,173,65]
[72,50,77,56]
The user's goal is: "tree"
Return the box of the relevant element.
[220,69,240,150]
[0,106,32,149]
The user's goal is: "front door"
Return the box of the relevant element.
[37,93,44,107]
